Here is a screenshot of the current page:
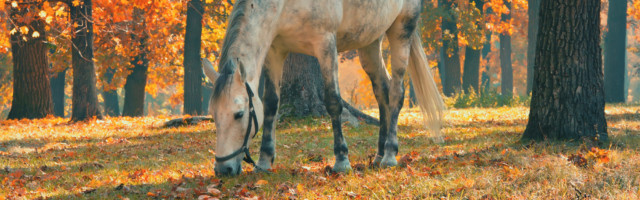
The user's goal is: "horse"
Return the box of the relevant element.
[204,0,445,176]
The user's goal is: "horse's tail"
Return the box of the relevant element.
[407,32,446,143]
[202,57,220,83]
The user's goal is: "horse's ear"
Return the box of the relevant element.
[202,58,220,83]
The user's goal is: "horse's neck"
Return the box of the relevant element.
[230,1,284,87]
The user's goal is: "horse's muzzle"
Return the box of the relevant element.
[215,160,242,176]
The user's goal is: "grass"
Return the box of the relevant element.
[1,105,639,199]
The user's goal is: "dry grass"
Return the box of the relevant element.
[1,106,639,199]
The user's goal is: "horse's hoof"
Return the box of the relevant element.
[380,156,398,168]
[332,160,352,173]
[371,155,383,167]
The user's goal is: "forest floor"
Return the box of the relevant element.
[1,105,639,199]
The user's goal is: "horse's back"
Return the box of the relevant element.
[275,0,420,53]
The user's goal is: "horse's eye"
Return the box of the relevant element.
[234,111,245,120]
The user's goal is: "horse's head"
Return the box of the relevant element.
[209,59,263,176]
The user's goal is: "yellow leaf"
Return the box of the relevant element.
[255,179,268,186]
[32,31,40,38]
[39,11,47,18]
[72,0,80,7]
[46,16,53,24]
[11,1,18,8]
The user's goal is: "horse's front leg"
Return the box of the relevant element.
[316,35,352,173]
[257,48,287,172]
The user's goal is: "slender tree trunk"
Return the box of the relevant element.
[462,0,484,93]
[70,0,102,121]
[604,0,627,103]
[442,0,461,96]
[122,8,149,117]
[523,0,607,142]
[102,66,120,116]
[122,52,148,116]
[202,84,212,115]
[527,0,540,94]
[183,0,204,115]
[50,67,67,117]
[499,1,513,97]
[8,5,53,119]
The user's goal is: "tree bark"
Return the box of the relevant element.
[70,0,102,121]
[7,5,53,119]
[279,53,379,125]
[122,8,149,117]
[526,0,540,94]
[499,1,513,97]
[604,0,627,103]
[183,0,204,115]
[50,67,67,117]
[102,66,120,116]
[522,0,608,143]
[442,0,461,96]
[462,0,484,93]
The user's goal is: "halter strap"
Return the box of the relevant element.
[215,82,259,166]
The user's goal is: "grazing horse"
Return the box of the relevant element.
[205,0,445,176]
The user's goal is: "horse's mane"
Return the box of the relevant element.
[213,0,249,101]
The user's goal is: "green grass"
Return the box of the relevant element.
[1,106,639,199]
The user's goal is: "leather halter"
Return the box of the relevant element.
[214,82,259,166]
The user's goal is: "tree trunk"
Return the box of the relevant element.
[280,53,379,125]
[8,5,53,119]
[50,67,67,117]
[499,1,513,97]
[70,0,102,121]
[202,84,213,115]
[183,0,204,115]
[604,0,627,103]
[280,54,326,117]
[102,66,120,116]
[122,8,149,117]
[442,0,461,96]
[122,53,148,116]
[462,0,484,93]
[526,0,540,94]
[522,0,607,143]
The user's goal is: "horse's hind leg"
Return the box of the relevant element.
[357,38,392,166]
[316,34,352,173]
[257,48,287,171]
[380,17,417,167]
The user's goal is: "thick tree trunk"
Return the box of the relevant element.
[280,53,379,125]
[102,66,120,116]
[462,0,484,93]
[526,0,540,94]
[183,0,204,115]
[122,8,149,117]
[50,67,67,117]
[280,54,326,117]
[122,53,148,116]
[523,0,607,143]
[499,1,513,97]
[442,0,461,96]
[8,6,53,119]
[70,0,103,121]
[604,0,627,103]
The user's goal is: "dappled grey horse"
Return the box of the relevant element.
[205,0,445,176]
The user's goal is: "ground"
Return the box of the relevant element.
[1,106,639,199]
